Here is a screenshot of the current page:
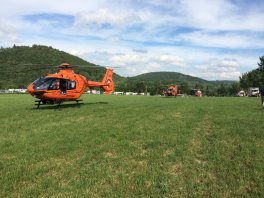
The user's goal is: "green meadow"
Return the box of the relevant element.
[0,94,263,197]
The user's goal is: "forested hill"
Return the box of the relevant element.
[124,71,238,96]
[0,45,122,89]
[132,71,209,84]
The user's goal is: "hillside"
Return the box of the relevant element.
[125,71,238,95]
[132,71,209,84]
[0,45,123,89]
[132,72,237,85]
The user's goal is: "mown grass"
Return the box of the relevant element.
[0,94,263,197]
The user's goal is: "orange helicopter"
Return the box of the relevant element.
[27,63,114,108]
[163,84,178,97]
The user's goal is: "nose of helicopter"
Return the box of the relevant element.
[27,83,34,95]
[27,84,46,97]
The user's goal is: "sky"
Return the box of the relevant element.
[0,0,263,80]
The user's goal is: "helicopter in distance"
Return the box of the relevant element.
[163,84,178,97]
[27,63,114,108]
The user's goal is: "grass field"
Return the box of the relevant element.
[0,94,263,197]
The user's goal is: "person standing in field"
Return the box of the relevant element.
[260,87,264,107]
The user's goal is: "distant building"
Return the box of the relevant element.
[0,89,27,93]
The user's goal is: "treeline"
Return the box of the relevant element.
[113,71,239,96]
[114,78,241,96]
[239,56,264,89]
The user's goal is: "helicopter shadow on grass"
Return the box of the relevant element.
[161,96,177,99]
[28,101,109,110]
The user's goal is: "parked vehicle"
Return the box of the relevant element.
[248,87,259,97]
[237,90,246,97]
[190,89,202,97]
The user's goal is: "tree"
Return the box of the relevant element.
[239,56,264,89]
[239,73,250,90]
[257,56,264,87]
[258,56,264,71]
[229,82,241,96]
[205,85,211,96]
[135,81,145,93]
[178,82,189,94]
[217,84,227,96]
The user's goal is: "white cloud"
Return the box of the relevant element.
[72,45,258,80]
[74,9,141,27]
[178,31,264,49]
[162,0,264,32]
[0,20,17,43]
[159,54,187,67]
[106,52,189,76]
[195,59,241,80]
[110,53,148,66]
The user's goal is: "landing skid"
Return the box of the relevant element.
[34,99,83,109]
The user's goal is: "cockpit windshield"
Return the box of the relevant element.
[33,77,58,90]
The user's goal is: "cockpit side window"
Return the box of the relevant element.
[34,78,57,90]
[33,77,45,89]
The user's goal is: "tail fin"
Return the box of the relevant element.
[101,68,114,94]
[87,68,115,94]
